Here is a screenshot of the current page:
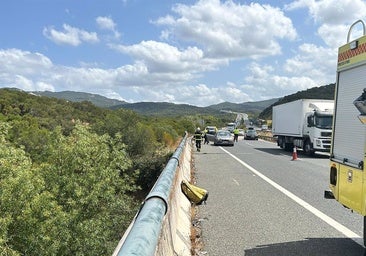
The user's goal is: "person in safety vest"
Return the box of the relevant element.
[194,127,203,151]
[233,127,239,142]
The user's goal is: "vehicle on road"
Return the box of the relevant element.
[325,20,366,246]
[205,126,217,143]
[244,129,258,140]
[261,124,268,131]
[226,122,236,133]
[205,126,217,135]
[238,129,245,136]
[213,130,234,146]
[272,99,333,155]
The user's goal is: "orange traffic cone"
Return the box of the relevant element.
[292,146,298,160]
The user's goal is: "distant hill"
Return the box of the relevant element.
[110,102,219,116]
[209,98,279,113]
[28,85,334,118]
[111,99,280,117]
[32,91,126,108]
[29,90,277,117]
[258,83,336,120]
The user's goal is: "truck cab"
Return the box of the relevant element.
[303,109,333,154]
[226,122,236,133]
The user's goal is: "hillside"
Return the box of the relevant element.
[209,98,279,113]
[112,100,277,117]
[28,85,335,119]
[110,101,218,116]
[29,90,277,117]
[258,83,335,120]
[32,90,126,108]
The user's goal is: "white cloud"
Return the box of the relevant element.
[13,75,34,91]
[128,83,251,107]
[155,0,297,59]
[114,41,201,72]
[43,24,99,46]
[109,40,227,88]
[36,81,55,91]
[96,16,121,39]
[0,47,248,106]
[286,0,366,47]
[284,43,336,83]
[0,49,108,92]
[0,49,53,74]
[317,23,350,48]
[287,0,366,25]
[96,16,117,31]
[111,40,221,73]
[241,62,320,100]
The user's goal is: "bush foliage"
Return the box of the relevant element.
[0,88,205,255]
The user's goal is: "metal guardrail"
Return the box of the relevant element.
[112,132,188,256]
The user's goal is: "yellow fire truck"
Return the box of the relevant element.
[325,20,366,246]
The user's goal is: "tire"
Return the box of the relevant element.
[278,137,284,148]
[284,143,292,151]
[303,140,315,156]
[282,140,290,151]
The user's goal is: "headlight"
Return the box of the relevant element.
[316,139,321,147]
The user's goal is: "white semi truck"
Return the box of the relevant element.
[272,99,334,155]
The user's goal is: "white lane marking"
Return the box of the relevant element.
[219,147,362,245]
[232,179,240,186]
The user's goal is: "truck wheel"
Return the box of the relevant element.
[277,137,283,148]
[304,140,314,155]
[284,143,292,151]
[281,139,286,149]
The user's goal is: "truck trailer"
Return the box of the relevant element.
[325,19,366,246]
[272,99,334,155]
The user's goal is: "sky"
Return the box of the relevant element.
[1,0,366,107]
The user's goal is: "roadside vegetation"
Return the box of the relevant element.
[0,88,209,255]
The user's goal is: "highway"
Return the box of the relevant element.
[193,137,365,255]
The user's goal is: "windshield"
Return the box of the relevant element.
[314,115,333,129]
[217,131,230,136]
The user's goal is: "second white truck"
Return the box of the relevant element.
[272,99,334,155]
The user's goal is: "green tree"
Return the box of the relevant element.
[41,123,139,255]
[7,116,52,162]
[0,122,140,255]
[0,122,66,255]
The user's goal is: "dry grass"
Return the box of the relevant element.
[190,207,205,255]
[189,147,206,256]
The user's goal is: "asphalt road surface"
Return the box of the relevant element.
[193,137,366,256]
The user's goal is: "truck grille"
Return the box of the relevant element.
[321,132,332,137]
